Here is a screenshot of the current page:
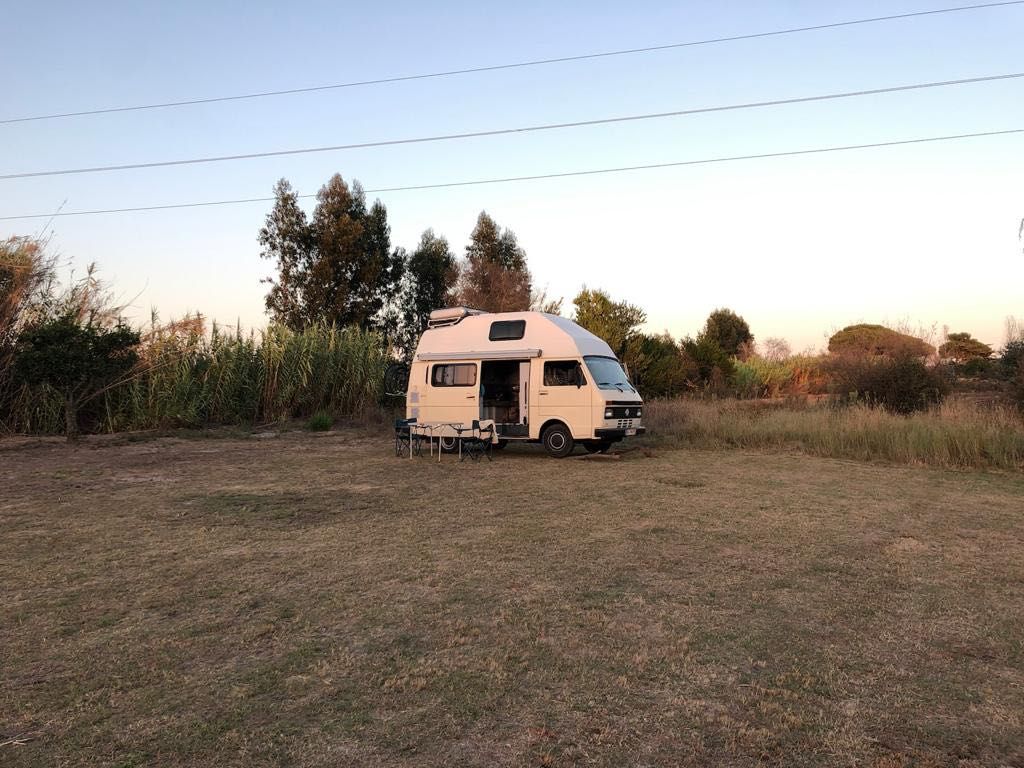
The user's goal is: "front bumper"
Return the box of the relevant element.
[595,427,646,440]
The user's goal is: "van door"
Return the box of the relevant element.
[425,361,479,426]
[532,359,592,439]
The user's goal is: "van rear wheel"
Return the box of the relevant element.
[542,424,575,458]
[438,435,459,453]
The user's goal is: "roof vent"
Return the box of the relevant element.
[427,306,488,328]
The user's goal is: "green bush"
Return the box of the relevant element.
[1002,340,1024,375]
[625,333,695,398]
[960,357,996,378]
[306,412,333,431]
[732,357,799,398]
[1012,361,1024,412]
[828,356,950,414]
[681,336,735,394]
[13,316,140,440]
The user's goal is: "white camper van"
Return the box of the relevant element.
[406,307,645,458]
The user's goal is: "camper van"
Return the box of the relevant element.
[406,307,645,458]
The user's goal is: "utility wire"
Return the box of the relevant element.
[2,127,1020,221]
[2,71,1021,181]
[2,0,1022,125]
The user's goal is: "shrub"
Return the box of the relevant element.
[625,333,695,398]
[681,335,735,394]
[306,412,333,431]
[785,355,831,395]
[828,356,950,414]
[733,357,797,398]
[13,316,140,440]
[1012,361,1024,412]
[731,360,765,399]
[1002,340,1024,375]
[957,356,996,378]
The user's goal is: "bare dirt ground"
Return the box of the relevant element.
[2,430,1023,767]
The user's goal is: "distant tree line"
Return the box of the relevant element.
[258,173,545,360]
[2,169,1024,440]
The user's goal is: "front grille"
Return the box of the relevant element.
[607,405,642,419]
[616,419,634,430]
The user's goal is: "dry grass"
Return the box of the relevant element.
[2,432,1023,766]
[643,398,1024,471]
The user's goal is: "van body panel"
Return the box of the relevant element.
[417,361,479,425]
[532,358,592,439]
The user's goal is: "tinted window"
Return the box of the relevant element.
[488,320,526,341]
[544,360,584,387]
[431,363,477,387]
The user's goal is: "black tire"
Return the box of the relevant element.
[438,435,459,454]
[542,423,575,458]
[383,362,410,397]
[584,440,612,454]
[492,439,509,450]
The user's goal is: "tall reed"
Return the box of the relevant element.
[0,322,388,434]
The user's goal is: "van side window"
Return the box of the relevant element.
[544,360,584,386]
[431,363,477,387]
[488,320,526,341]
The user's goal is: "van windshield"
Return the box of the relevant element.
[583,356,635,392]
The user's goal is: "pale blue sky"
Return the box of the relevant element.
[2,1,1022,350]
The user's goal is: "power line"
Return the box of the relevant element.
[3,1,1022,126]
[2,71,1021,181]
[1,127,1019,221]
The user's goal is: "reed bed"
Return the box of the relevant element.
[0,323,388,434]
[644,397,1024,471]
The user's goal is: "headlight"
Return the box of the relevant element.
[604,408,613,419]
[636,408,642,417]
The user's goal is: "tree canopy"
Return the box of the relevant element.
[701,308,753,358]
[572,288,646,358]
[259,175,404,330]
[828,324,934,359]
[457,212,532,312]
[390,229,458,358]
[938,332,992,362]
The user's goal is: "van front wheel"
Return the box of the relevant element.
[542,424,575,458]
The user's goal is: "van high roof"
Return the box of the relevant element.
[416,309,616,361]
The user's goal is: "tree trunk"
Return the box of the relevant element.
[64,396,79,443]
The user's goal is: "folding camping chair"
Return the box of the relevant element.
[394,418,419,457]
[460,419,494,462]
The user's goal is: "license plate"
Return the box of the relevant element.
[625,428,637,436]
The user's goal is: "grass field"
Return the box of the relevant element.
[3,430,1023,767]
[644,399,1024,472]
